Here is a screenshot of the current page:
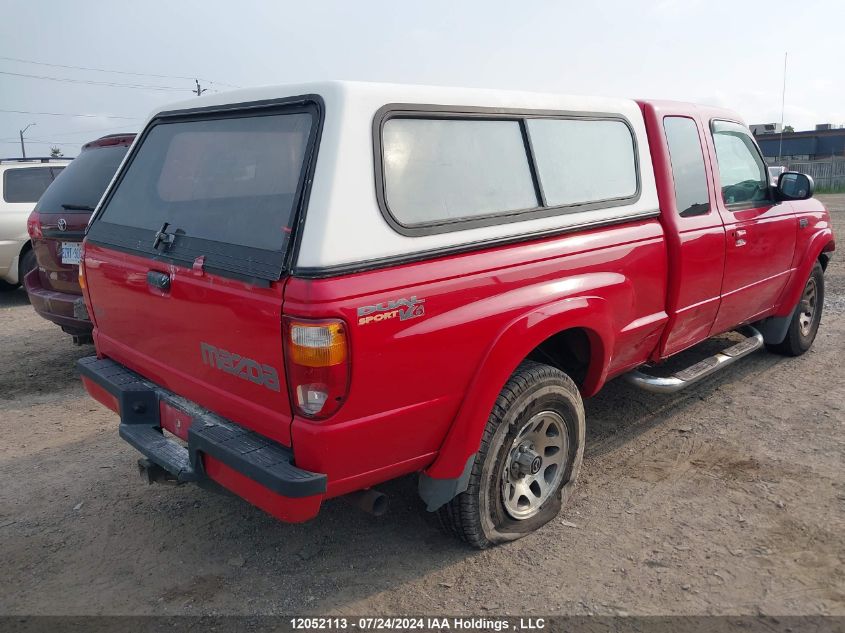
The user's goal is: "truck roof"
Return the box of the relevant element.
[152,81,744,125]
[122,82,747,273]
[150,80,646,121]
[636,98,746,125]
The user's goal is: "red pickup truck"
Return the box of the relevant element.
[77,82,834,548]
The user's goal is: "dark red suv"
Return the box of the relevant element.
[26,134,135,343]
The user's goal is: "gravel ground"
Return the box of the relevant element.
[0,196,842,617]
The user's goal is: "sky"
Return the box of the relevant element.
[1,0,843,157]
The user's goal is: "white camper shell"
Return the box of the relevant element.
[127,81,659,276]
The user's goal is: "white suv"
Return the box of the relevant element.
[0,157,69,290]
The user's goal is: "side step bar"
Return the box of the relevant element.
[624,326,764,394]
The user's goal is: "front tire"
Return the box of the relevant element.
[438,361,585,549]
[766,261,824,357]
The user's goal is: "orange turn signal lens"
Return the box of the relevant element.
[287,321,347,367]
[78,265,86,290]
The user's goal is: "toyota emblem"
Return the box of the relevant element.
[57,218,67,231]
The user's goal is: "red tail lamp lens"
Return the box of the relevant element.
[283,318,350,419]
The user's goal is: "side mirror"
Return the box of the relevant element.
[777,171,814,201]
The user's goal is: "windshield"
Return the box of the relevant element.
[97,112,313,253]
[35,144,129,213]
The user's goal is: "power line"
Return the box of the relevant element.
[0,69,193,91]
[0,108,141,120]
[28,124,132,136]
[0,139,77,145]
[32,125,137,139]
[0,124,138,136]
[2,124,137,144]
[0,55,242,88]
[0,129,135,144]
[0,136,123,146]
[1,125,136,143]
[0,138,76,145]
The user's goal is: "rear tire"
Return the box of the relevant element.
[19,248,37,287]
[766,262,824,357]
[437,361,585,549]
[0,280,18,292]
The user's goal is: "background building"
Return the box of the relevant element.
[751,124,845,190]
[752,124,845,161]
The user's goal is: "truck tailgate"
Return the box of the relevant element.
[85,243,293,445]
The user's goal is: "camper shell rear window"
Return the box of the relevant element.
[374,105,641,236]
[87,97,323,284]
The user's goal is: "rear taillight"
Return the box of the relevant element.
[26,211,42,239]
[283,318,350,419]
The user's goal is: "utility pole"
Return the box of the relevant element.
[19,122,35,159]
[777,52,787,165]
[194,79,207,96]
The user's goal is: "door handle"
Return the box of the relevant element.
[146,270,171,291]
[733,229,747,247]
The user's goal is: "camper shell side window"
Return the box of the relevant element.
[373,105,641,237]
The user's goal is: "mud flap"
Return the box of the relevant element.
[756,302,800,345]
[418,454,475,511]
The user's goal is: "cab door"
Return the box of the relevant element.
[707,120,797,334]
[645,107,726,359]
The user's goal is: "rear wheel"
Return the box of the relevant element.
[18,248,37,286]
[438,361,585,549]
[766,262,824,357]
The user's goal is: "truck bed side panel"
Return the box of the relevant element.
[284,219,667,492]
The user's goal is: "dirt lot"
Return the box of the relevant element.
[1,196,843,617]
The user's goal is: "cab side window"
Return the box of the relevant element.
[663,116,710,217]
[711,120,770,208]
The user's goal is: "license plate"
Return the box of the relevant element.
[159,400,193,441]
[60,242,82,265]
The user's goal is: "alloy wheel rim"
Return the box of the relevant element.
[798,277,817,337]
[501,411,569,520]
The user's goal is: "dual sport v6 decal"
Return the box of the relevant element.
[357,296,425,326]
